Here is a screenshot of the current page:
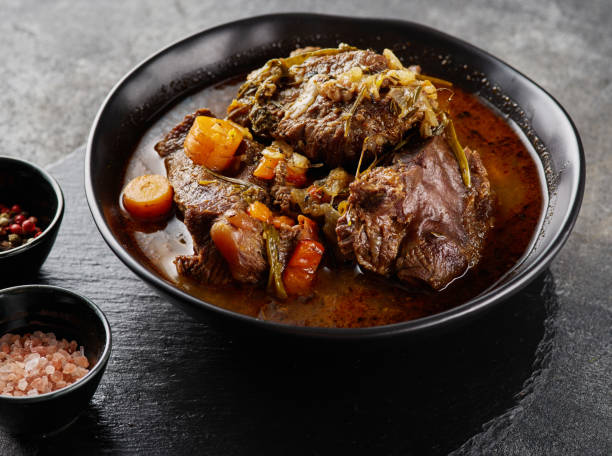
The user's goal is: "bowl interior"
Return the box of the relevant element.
[0,157,60,239]
[86,14,584,336]
[0,286,109,370]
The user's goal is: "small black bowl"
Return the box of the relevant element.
[0,285,112,436]
[0,156,64,279]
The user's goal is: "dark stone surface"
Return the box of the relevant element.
[0,1,610,454]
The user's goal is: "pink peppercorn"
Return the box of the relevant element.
[22,220,35,233]
[9,224,22,235]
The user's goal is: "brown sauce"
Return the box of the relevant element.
[115,78,544,328]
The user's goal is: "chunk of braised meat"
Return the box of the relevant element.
[276,222,301,271]
[209,209,301,285]
[228,47,439,167]
[336,135,493,289]
[154,109,269,284]
[210,209,267,284]
[175,207,232,285]
[155,109,268,213]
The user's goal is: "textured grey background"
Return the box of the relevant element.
[1,0,610,454]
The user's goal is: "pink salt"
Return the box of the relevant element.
[0,332,90,397]
[73,356,89,368]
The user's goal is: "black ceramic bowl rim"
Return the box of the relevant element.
[0,285,112,402]
[85,13,585,339]
[0,156,65,259]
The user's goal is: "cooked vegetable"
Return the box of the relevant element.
[415,73,453,87]
[272,215,295,229]
[355,135,387,179]
[286,152,310,187]
[383,48,404,70]
[210,221,239,268]
[253,147,284,180]
[282,240,325,295]
[253,141,311,186]
[383,49,452,87]
[199,165,261,191]
[122,174,174,219]
[184,116,243,171]
[263,224,288,299]
[235,44,357,103]
[225,119,253,140]
[355,137,368,178]
[289,169,352,246]
[389,86,422,120]
[344,86,367,138]
[247,201,273,223]
[445,118,471,188]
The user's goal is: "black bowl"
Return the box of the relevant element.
[0,285,111,435]
[0,156,64,280]
[85,14,584,339]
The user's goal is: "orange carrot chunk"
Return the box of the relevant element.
[272,215,295,229]
[285,152,310,187]
[184,116,243,171]
[122,174,174,219]
[210,221,241,272]
[253,148,284,180]
[283,240,324,295]
[247,201,273,223]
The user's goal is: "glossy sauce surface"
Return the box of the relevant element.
[114,78,544,328]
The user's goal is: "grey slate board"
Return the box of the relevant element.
[0,148,609,455]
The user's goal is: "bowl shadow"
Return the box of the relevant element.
[143,270,557,455]
[4,405,117,455]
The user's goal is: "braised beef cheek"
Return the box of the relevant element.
[228,50,426,167]
[337,136,493,289]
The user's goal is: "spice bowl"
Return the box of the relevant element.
[0,285,112,436]
[0,156,64,279]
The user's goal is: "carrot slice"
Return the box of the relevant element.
[122,174,173,219]
[184,116,243,171]
[283,240,324,295]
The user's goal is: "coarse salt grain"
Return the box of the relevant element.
[0,332,90,397]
